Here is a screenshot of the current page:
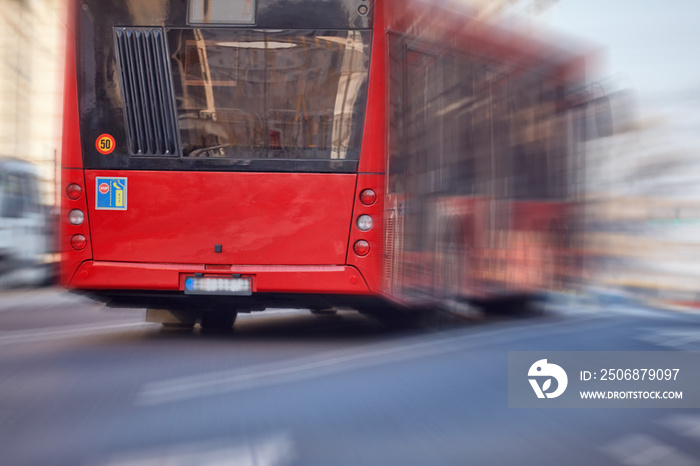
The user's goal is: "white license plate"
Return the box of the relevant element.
[184,276,252,295]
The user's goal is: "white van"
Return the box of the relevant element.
[0,158,53,287]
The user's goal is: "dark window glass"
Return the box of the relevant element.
[167,29,370,163]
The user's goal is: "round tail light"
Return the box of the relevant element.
[70,234,87,251]
[354,240,370,256]
[357,215,373,232]
[360,189,376,206]
[68,209,84,225]
[66,184,82,200]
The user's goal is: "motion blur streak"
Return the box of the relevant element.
[3,0,700,465]
[0,159,55,289]
[601,434,697,466]
[0,0,62,290]
[136,315,597,406]
[0,321,150,346]
[100,433,295,466]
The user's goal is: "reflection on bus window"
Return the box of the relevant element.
[168,29,370,161]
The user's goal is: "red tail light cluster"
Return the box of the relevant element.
[66,184,88,251]
[353,188,377,257]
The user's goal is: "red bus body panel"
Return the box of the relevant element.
[60,0,93,287]
[60,0,388,297]
[346,173,385,294]
[84,171,357,266]
[357,0,385,175]
[70,261,370,294]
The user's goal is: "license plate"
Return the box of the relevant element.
[184,276,252,295]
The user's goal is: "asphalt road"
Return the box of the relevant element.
[0,288,699,466]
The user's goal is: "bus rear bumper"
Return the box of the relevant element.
[68,261,372,295]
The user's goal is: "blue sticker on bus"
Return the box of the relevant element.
[95,177,127,210]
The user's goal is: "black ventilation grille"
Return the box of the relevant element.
[114,28,178,156]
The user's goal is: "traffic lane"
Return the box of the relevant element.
[0,287,138,331]
[113,312,700,466]
[1,302,699,465]
[0,310,397,411]
[0,309,437,466]
[0,302,568,395]
[0,305,553,465]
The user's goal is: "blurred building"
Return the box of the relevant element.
[583,86,700,299]
[0,0,64,205]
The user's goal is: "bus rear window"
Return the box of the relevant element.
[167,29,371,162]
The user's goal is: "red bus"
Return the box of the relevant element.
[60,0,595,329]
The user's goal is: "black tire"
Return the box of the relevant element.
[360,305,427,329]
[200,310,237,331]
[482,296,538,315]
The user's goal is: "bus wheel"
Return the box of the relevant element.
[200,310,237,331]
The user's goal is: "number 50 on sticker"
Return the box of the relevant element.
[96,134,116,155]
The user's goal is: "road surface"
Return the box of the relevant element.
[0,288,698,465]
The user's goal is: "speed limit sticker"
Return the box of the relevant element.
[96,134,116,155]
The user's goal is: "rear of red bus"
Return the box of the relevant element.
[60,0,387,320]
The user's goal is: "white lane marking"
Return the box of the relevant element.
[636,329,700,349]
[601,434,697,466]
[604,305,682,319]
[0,321,154,345]
[659,415,700,438]
[136,316,601,406]
[99,433,294,466]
